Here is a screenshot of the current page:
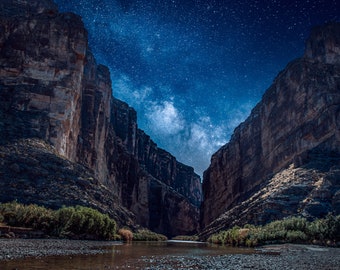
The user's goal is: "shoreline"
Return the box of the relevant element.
[1,239,340,270]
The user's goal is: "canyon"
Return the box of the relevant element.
[0,0,339,240]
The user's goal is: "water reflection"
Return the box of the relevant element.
[1,241,254,270]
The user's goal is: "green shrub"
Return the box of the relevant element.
[208,226,249,246]
[207,234,219,244]
[286,230,308,242]
[208,215,340,247]
[0,202,56,233]
[133,229,167,241]
[307,218,327,240]
[322,214,340,241]
[307,214,340,241]
[172,235,199,241]
[56,206,116,240]
[282,217,307,231]
[0,202,117,240]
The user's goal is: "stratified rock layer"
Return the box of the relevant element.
[0,0,201,237]
[200,22,340,235]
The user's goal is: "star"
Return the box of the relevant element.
[55,0,340,176]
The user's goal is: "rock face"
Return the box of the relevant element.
[0,0,201,236]
[200,22,340,235]
[111,98,201,236]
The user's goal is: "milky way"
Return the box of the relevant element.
[54,0,339,177]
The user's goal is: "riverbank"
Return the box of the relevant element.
[0,239,339,269]
[0,238,120,261]
[135,244,340,269]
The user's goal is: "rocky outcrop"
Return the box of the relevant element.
[200,22,340,234]
[0,0,201,236]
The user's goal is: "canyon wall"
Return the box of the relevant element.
[0,0,201,236]
[201,22,340,235]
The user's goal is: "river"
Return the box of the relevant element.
[1,240,340,269]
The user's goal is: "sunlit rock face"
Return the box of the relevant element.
[0,0,201,237]
[0,0,86,160]
[200,23,340,236]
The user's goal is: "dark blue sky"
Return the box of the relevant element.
[55,0,339,176]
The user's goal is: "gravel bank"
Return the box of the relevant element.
[136,245,340,270]
[0,238,120,261]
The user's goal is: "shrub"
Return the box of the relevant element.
[172,235,199,241]
[282,217,307,231]
[0,202,117,240]
[307,214,340,242]
[118,228,133,241]
[322,214,340,241]
[56,206,117,240]
[208,215,340,247]
[133,229,167,241]
[208,226,249,246]
[307,218,327,240]
[286,230,308,242]
[0,201,56,234]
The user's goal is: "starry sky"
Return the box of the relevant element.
[55,0,339,177]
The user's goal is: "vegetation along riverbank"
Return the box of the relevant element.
[0,202,166,241]
[208,215,340,247]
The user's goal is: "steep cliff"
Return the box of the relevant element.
[111,98,201,235]
[200,22,340,236]
[0,0,201,236]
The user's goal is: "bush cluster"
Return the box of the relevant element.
[208,215,340,247]
[0,202,169,242]
[0,202,55,233]
[56,206,117,240]
[133,229,167,241]
[0,202,117,240]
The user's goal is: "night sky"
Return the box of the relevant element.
[55,0,339,177]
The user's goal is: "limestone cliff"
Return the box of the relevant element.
[200,22,340,236]
[0,0,201,236]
